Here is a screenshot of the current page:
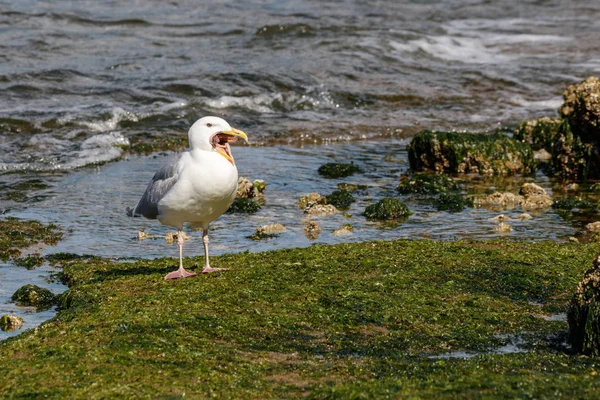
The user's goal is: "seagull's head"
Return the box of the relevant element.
[188,116,248,165]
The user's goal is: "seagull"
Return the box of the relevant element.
[127,116,248,280]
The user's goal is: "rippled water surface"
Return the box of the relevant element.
[1,0,600,338]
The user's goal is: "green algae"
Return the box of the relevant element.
[514,117,562,151]
[568,253,600,355]
[226,198,262,214]
[435,193,470,213]
[0,241,598,398]
[11,284,56,311]
[0,217,63,261]
[407,130,536,176]
[364,198,411,220]
[318,162,363,179]
[323,189,355,210]
[397,173,459,195]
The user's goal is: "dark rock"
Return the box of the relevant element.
[317,162,362,179]
[568,253,600,355]
[226,198,262,214]
[11,284,56,311]
[364,198,411,221]
[559,76,600,144]
[323,189,355,210]
[0,314,23,332]
[398,173,459,195]
[550,120,600,180]
[514,117,562,152]
[407,130,535,176]
[434,193,469,213]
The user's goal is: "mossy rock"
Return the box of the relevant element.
[568,253,600,355]
[407,130,536,176]
[323,189,355,210]
[318,162,362,179]
[550,119,600,180]
[226,198,261,214]
[553,197,598,211]
[11,284,56,311]
[559,76,600,144]
[13,254,44,269]
[514,117,562,152]
[0,218,63,261]
[364,198,411,221]
[435,193,470,213]
[0,314,23,332]
[397,173,459,195]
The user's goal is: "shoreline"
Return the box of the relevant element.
[1,239,598,398]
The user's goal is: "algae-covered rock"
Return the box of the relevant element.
[553,197,598,211]
[13,254,43,269]
[11,284,56,310]
[559,77,600,144]
[227,198,262,214]
[332,224,353,236]
[248,224,285,240]
[297,193,324,209]
[305,204,338,216]
[397,173,459,195]
[407,130,535,176]
[323,189,355,210]
[514,117,562,152]
[568,253,600,355]
[519,183,553,210]
[551,120,600,180]
[237,177,266,200]
[303,220,321,240]
[434,193,469,213]
[318,162,362,179]
[364,198,411,221]
[0,314,23,332]
[474,192,524,210]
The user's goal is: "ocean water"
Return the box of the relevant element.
[1,0,600,339]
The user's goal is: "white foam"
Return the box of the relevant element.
[80,107,139,132]
[509,95,563,110]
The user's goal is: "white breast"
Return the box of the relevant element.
[157,149,238,229]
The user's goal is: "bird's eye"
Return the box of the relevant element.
[206,123,213,128]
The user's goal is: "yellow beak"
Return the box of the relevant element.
[223,127,248,142]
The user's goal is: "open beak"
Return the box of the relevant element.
[222,127,248,143]
[213,127,248,165]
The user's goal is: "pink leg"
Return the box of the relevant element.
[201,229,229,274]
[164,230,197,280]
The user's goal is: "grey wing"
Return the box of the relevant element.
[127,155,181,219]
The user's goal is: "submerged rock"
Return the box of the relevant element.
[0,314,23,332]
[364,198,411,221]
[317,162,362,179]
[475,183,552,211]
[165,231,189,245]
[303,220,321,240]
[519,183,553,210]
[517,213,533,221]
[568,253,600,355]
[407,130,535,176]
[11,284,56,311]
[495,222,512,234]
[297,193,324,209]
[397,173,459,195]
[305,204,338,216]
[434,193,469,213]
[227,198,262,214]
[491,214,511,223]
[474,192,523,210]
[323,189,355,210]
[332,224,353,236]
[248,224,285,240]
